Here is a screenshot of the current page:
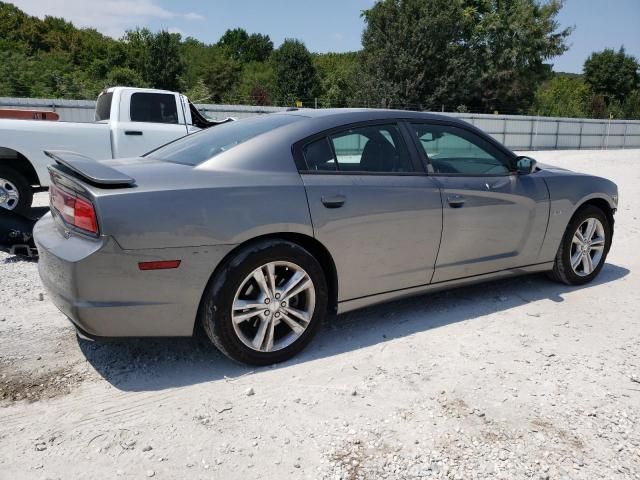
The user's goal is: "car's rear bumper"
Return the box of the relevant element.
[34,213,235,337]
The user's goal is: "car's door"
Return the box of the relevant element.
[408,122,549,283]
[296,122,443,301]
[113,91,189,158]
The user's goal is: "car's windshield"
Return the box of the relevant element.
[146,114,303,165]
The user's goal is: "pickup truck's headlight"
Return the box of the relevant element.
[612,194,618,208]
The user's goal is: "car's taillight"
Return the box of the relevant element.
[50,184,98,235]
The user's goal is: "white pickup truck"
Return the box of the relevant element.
[0,87,227,213]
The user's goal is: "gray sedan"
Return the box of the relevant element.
[34,109,618,365]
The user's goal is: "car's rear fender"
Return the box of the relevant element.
[47,155,315,250]
[35,212,236,337]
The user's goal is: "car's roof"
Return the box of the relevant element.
[255,108,481,146]
[278,107,462,123]
[140,105,513,176]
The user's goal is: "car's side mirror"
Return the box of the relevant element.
[516,156,537,175]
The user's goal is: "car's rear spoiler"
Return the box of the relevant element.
[44,150,135,187]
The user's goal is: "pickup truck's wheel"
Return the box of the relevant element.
[0,166,33,215]
[200,239,328,365]
[549,205,612,285]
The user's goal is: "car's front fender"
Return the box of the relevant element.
[536,171,618,262]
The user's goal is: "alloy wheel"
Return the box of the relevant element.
[570,217,606,277]
[231,261,316,352]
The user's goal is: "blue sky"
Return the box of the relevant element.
[11,0,640,73]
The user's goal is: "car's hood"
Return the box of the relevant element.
[532,160,618,213]
[536,162,571,173]
[533,162,590,178]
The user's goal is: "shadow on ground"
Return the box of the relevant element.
[78,263,629,392]
[2,254,38,264]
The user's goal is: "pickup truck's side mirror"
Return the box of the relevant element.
[516,156,537,175]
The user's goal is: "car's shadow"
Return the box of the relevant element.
[78,263,630,392]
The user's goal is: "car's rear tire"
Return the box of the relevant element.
[199,239,328,365]
[548,205,612,285]
[0,166,33,215]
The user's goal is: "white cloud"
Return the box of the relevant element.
[183,12,205,21]
[11,0,205,38]
[167,26,184,36]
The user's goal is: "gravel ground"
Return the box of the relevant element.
[0,149,639,480]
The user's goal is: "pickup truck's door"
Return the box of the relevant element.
[408,122,549,283]
[298,123,443,301]
[112,91,189,158]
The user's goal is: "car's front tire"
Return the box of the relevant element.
[199,239,328,365]
[548,205,612,285]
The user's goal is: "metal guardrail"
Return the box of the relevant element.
[1,97,639,150]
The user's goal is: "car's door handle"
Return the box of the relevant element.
[321,195,346,209]
[124,130,143,136]
[447,194,465,208]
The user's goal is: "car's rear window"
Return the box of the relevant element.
[146,114,303,165]
[95,92,112,121]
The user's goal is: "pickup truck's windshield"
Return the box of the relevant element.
[146,114,303,166]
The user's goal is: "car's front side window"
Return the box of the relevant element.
[411,123,512,175]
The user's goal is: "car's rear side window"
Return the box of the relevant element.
[303,138,337,171]
[301,123,414,173]
[146,114,303,165]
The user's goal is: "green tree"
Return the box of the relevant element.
[584,47,639,104]
[0,44,39,96]
[218,28,273,63]
[105,67,148,89]
[243,33,273,62]
[233,61,276,105]
[361,0,470,108]
[530,75,590,117]
[185,78,212,103]
[149,30,184,90]
[203,51,242,102]
[123,28,184,91]
[122,28,152,80]
[314,52,361,107]
[471,0,570,112]
[588,94,608,119]
[271,39,319,105]
[622,90,640,119]
[0,2,124,98]
[218,28,249,61]
[0,2,46,53]
[180,37,216,89]
[361,0,570,112]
